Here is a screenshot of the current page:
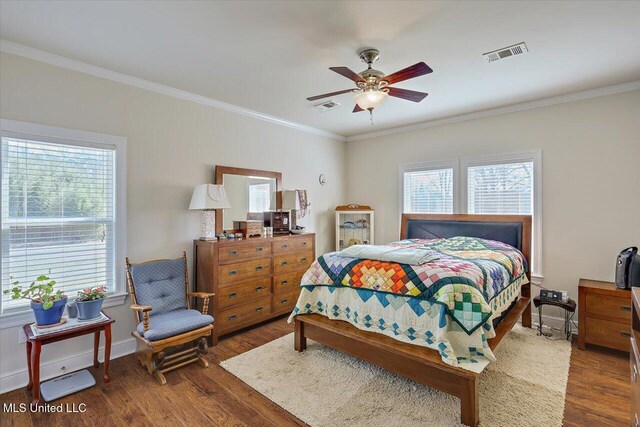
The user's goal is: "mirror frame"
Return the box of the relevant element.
[214,165,283,233]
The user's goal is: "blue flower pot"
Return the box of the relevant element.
[31,298,68,326]
[76,298,104,320]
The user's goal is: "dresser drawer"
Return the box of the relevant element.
[217,278,272,309]
[218,242,271,262]
[218,296,272,333]
[272,236,313,254]
[272,289,300,314]
[274,251,314,274]
[585,317,631,351]
[585,293,632,322]
[218,258,272,284]
[273,271,305,295]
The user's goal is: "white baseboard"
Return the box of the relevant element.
[0,337,136,394]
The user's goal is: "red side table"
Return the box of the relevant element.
[23,311,115,404]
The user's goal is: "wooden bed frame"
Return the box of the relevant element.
[293,214,532,427]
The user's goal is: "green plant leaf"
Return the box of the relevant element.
[43,301,53,310]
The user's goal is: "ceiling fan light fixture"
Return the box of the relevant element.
[353,90,388,110]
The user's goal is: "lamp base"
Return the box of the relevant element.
[200,210,216,240]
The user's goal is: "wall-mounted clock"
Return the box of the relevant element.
[319,174,327,185]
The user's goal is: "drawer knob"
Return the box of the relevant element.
[281,261,288,266]
[281,280,288,285]
[281,298,289,304]
[228,271,237,276]
[282,244,288,248]
[256,266,263,271]
[256,247,263,252]
[621,331,632,338]
[300,257,307,262]
[228,314,237,321]
[301,242,307,246]
[621,305,632,312]
[228,292,237,298]
[255,286,264,292]
[255,306,263,312]
[229,250,238,256]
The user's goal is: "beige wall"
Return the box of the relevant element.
[347,90,640,305]
[0,52,347,379]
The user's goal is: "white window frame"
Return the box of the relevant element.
[398,150,542,280]
[460,150,542,278]
[398,158,460,216]
[0,119,128,328]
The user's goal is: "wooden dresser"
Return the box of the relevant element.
[631,287,640,427]
[578,278,631,352]
[193,233,315,344]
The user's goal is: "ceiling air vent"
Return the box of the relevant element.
[314,100,341,112]
[483,42,528,63]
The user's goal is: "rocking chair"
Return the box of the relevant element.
[126,252,214,384]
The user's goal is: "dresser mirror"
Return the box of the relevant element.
[215,166,282,233]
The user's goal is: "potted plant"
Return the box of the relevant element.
[3,273,67,326]
[75,285,107,320]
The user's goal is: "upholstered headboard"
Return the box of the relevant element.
[400,214,531,256]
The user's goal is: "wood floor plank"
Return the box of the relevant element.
[0,317,630,426]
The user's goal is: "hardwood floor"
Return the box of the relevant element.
[0,316,630,426]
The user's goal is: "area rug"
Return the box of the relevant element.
[220,324,571,427]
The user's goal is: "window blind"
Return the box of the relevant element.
[1,137,116,312]
[249,183,271,212]
[403,168,454,214]
[467,161,533,215]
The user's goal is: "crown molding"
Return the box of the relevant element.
[0,39,346,142]
[345,80,640,142]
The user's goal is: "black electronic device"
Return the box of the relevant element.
[615,246,640,289]
[539,289,567,303]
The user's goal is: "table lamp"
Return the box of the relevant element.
[189,184,230,240]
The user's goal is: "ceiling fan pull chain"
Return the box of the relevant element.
[369,109,374,125]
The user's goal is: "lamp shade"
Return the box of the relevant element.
[354,90,388,110]
[189,184,231,210]
[269,190,299,211]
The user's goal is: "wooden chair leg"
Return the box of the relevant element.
[460,377,479,427]
[197,356,209,368]
[154,371,167,386]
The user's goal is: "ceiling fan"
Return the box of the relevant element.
[307,48,433,123]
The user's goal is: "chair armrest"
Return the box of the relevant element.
[186,292,215,315]
[130,304,153,312]
[130,304,152,332]
[186,292,215,299]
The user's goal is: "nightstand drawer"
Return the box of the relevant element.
[272,236,313,254]
[273,271,305,294]
[585,293,632,322]
[218,296,272,333]
[218,258,272,284]
[585,317,631,351]
[217,278,272,309]
[274,251,314,274]
[218,242,271,262]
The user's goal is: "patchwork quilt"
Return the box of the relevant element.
[288,236,528,371]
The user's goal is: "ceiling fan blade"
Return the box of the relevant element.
[382,62,433,85]
[387,87,429,102]
[353,104,364,113]
[306,89,354,101]
[329,66,366,83]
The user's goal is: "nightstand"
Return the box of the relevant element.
[578,278,631,352]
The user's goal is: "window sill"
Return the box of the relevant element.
[0,293,128,330]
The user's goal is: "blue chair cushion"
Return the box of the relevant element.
[137,309,213,341]
[129,258,187,315]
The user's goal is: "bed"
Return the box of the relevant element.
[290,214,532,427]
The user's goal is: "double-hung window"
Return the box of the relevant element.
[1,120,127,319]
[400,161,457,214]
[400,151,541,277]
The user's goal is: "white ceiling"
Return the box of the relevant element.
[1,1,639,138]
